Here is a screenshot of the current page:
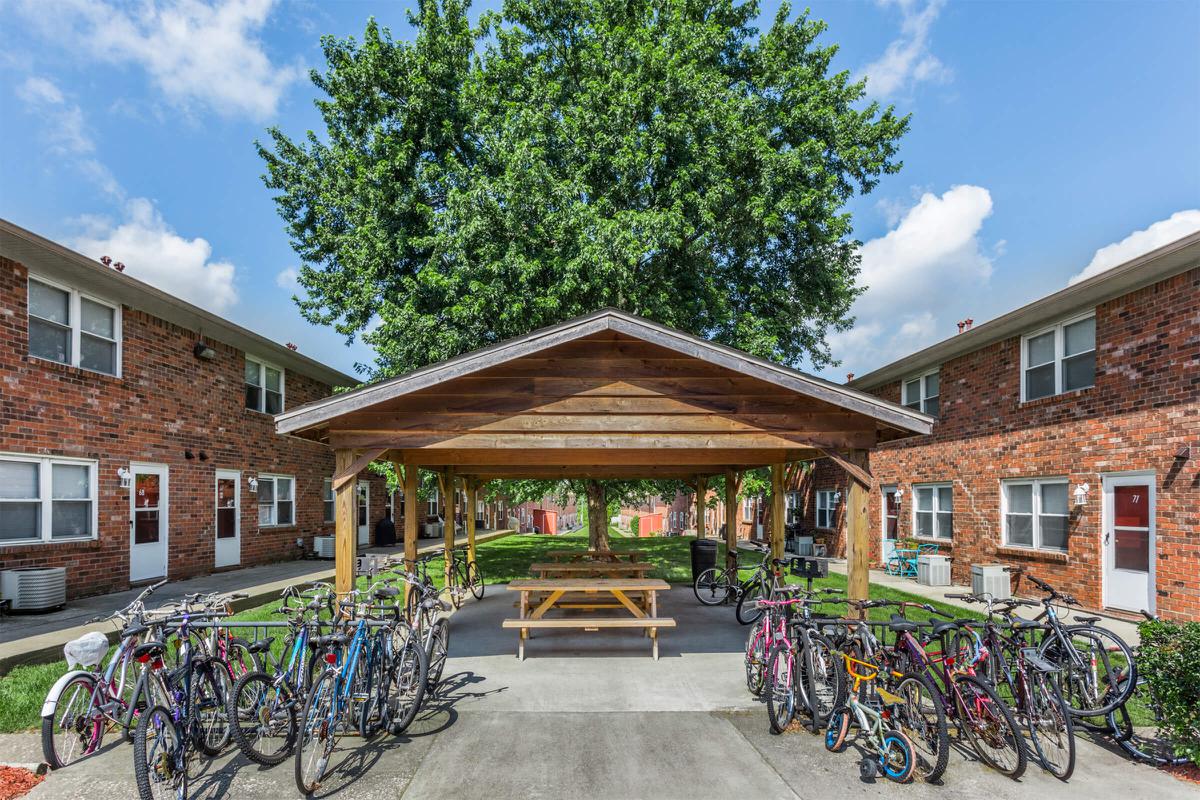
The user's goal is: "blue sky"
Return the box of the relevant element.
[2,0,1197,381]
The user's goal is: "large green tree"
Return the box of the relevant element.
[260,0,908,377]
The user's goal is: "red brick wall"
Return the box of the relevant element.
[808,267,1200,620]
[0,256,388,598]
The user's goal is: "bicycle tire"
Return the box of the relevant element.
[1026,670,1075,780]
[825,707,851,753]
[1038,624,1135,717]
[295,670,338,796]
[449,562,467,610]
[388,633,429,735]
[41,672,102,770]
[803,632,844,727]
[426,618,450,692]
[192,661,232,757]
[228,670,297,766]
[744,624,767,697]
[358,645,388,739]
[953,672,1028,779]
[468,560,485,600]
[764,643,797,734]
[735,578,767,625]
[880,729,917,783]
[893,672,949,784]
[1107,682,1191,767]
[694,568,732,605]
[133,704,185,800]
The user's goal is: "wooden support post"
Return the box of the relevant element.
[466,479,478,564]
[771,463,785,562]
[403,462,419,606]
[334,449,357,596]
[847,449,871,616]
[694,476,707,540]
[725,469,739,572]
[443,467,456,589]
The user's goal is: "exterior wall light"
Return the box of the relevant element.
[1073,483,1090,507]
[248,476,259,493]
[895,486,904,505]
[117,467,131,489]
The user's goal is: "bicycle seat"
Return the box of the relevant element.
[374,587,400,600]
[305,599,327,612]
[771,558,792,567]
[1011,619,1042,631]
[133,641,166,660]
[875,687,905,707]
[121,624,149,640]
[247,637,275,654]
[931,621,959,637]
[890,620,919,634]
[310,633,348,649]
[1074,615,1101,625]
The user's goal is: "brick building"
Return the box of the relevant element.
[0,219,390,599]
[804,232,1200,620]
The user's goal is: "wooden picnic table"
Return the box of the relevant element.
[504,578,674,660]
[544,549,644,563]
[530,561,655,579]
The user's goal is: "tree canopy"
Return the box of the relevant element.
[260,0,908,378]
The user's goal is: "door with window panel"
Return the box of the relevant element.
[1102,475,1155,613]
[215,471,240,568]
[130,465,168,582]
[881,486,900,563]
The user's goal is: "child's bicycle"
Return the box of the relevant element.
[825,652,916,783]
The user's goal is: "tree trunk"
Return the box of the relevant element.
[586,479,609,551]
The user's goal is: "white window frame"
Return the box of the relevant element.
[785,491,802,526]
[244,356,286,414]
[322,478,335,524]
[428,489,439,517]
[27,275,122,377]
[1020,311,1096,402]
[0,452,99,546]
[815,490,838,529]
[912,482,953,541]
[742,497,753,522]
[257,474,295,528]
[1001,477,1070,552]
[902,368,940,416]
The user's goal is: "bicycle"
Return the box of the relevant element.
[949,592,1076,780]
[358,579,429,737]
[444,545,485,609]
[402,554,452,692]
[824,652,916,783]
[41,579,168,769]
[762,590,846,734]
[735,554,793,626]
[693,541,768,606]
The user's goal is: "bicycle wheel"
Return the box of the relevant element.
[803,633,844,727]
[449,563,467,610]
[953,672,1027,779]
[467,560,485,600]
[388,632,429,735]
[426,618,450,692]
[764,644,797,734]
[825,707,852,752]
[358,646,388,739]
[744,624,767,697]
[694,568,732,605]
[879,729,916,784]
[1108,679,1190,767]
[1039,625,1135,717]
[191,661,232,757]
[133,705,185,800]
[1027,670,1075,780]
[225,637,263,683]
[893,673,949,784]
[41,673,103,769]
[735,578,767,625]
[295,670,338,796]
[229,670,297,766]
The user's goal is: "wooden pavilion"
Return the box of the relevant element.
[275,310,933,601]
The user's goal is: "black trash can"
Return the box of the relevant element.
[690,538,719,582]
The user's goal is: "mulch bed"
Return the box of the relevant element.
[1166,762,1200,785]
[0,766,43,800]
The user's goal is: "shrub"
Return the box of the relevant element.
[1137,618,1200,765]
[630,515,640,536]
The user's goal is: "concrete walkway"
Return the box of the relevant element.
[826,560,1142,645]
[0,529,515,674]
[6,586,1191,799]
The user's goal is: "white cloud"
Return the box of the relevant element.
[16,76,64,105]
[16,0,304,120]
[275,267,300,289]
[1069,210,1200,285]
[830,185,995,373]
[15,76,94,157]
[71,199,239,313]
[859,0,951,98]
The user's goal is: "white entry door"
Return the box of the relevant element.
[130,464,168,582]
[1102,473,1155,613]
[357,483,370,546]
[215,470,240,568]
[881,486,900,565]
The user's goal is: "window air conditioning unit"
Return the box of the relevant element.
[313,536,336,559]
[1,568,68,611]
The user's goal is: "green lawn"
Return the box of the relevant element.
[0,532,983,733]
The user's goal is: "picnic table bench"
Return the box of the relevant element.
[529,561,655,579]
[504,578,674,660]
[545,549,645,563]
